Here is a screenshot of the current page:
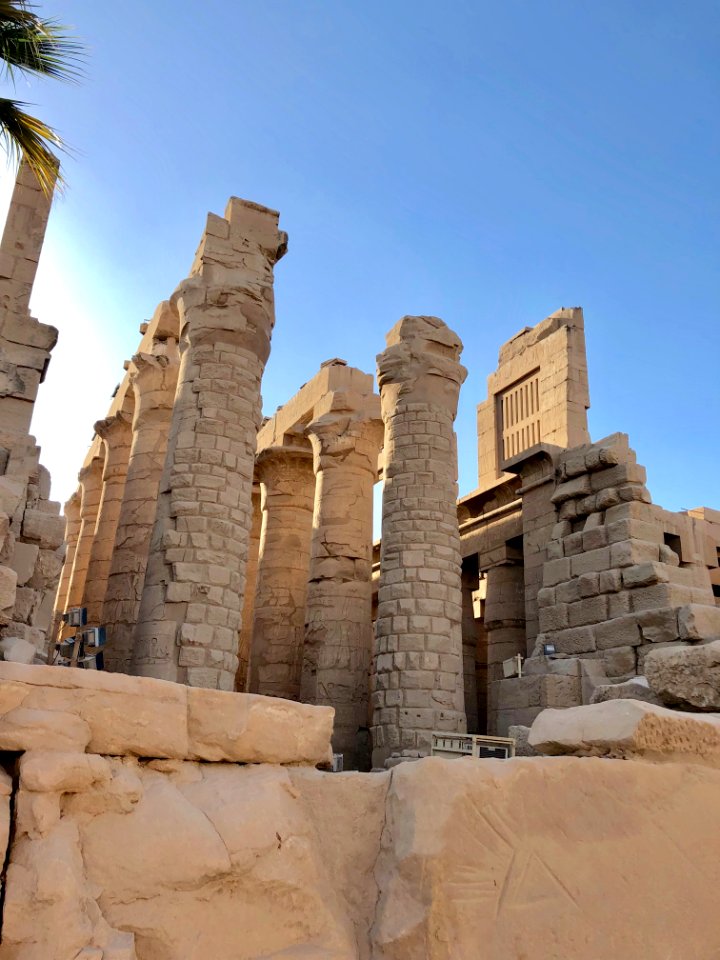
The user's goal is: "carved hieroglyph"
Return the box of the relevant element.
[133,199,287,690]
[372,316,468,768]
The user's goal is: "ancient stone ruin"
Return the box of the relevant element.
[0,162,719,958]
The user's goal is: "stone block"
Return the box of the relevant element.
[9,542,38,586]
[593,615,642,650]
[21,509,65,549]
[568,595,608,627]
[678,604,720,642]
[529,699,720,763]
[601,645,636,678]
[622,562,669,589]
[570,547,610,577]
[637,608,679,644]
[187,687,333,765]
[0,565,17,616]
[610,539,659,568]
[590,676,663,706]
[645,641,720,711]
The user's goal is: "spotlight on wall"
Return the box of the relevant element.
[542,642,557,657]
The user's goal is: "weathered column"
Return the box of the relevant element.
[300,399,382,769]
[50,490,81,642]
[133,198,287,689]
[236,483,261,691]
[249,442,315,700]
[64,457,104,613]
[82,412,132,625]
[372,315,468,768]
[102,344,180,673]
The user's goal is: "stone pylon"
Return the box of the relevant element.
[50,490,81,641]
[133,199,287,690]
[102,335,180,673]
[83,411,132,625]
[300,395,383,770]
[372,315,468,768]
[63,457,104,615]
[249,439,315,700]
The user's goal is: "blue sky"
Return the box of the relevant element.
[3,0,718,511]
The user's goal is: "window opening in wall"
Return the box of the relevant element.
[497,370,541,466]
[663,532,683,563]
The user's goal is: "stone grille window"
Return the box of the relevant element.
[498,371,540,463]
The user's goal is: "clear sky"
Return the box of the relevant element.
[2,0,718,513]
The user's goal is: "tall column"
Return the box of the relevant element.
[49,490,81,644]
[102,346,180,673]
[300,401,382,770]
[133,198,287,690]
[372,315,468,768]
[249,443,315,700]
[82,412,132,625]
[236,483,261,691]
[64,457,104,613]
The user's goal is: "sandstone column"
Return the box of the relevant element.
[133,199,287,690]
[300,399,382,769]
[64,457,104,613]
[249,442,315,700]
[372,315,468,768]
[102,344,180,673]
[82,412,132,625]
[50,490,81,642]
[236,483,261,691]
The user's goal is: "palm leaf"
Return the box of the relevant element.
[0,1,83,83]
[0,96,60,194]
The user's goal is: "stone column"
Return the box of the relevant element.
[133,199,287,690]
[64,457,104,613]
[372,315,468,768]
[102,345,180,673]
[236,483,261,691]
[82,412,132,625]
[249,442,315,700]
[300,400,382,770]
[49,490,81,643]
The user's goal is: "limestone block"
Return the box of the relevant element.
[9,541,38,586]
[21,507,65,549]
[0,636,36,663]
[0,662,188,758]
[590,676,663,706]
[601,645,637,678]
[593,614,642,650]
[529,699,720,763]
[677,604,720,642]
[187,687,333,765]
[0,564,17,617]
[0,663,334,765]
[645,641,720,711]
[372,756,720,959]
[508,724,540,756]
[20,751,111,793]
[0,476,25,516]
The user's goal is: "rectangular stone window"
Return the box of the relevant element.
[498,370,541,465]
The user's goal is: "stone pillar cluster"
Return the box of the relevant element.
[53,189,475,771]
[372,316,468,768]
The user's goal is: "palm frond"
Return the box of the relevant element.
[0,0,83,83]
[0,96,60,194]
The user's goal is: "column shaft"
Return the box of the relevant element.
[64,457,104,614]
[102,346,180,673]
[249,446,315,700]
[133,199,287,690]
[49,490,81,645]
[372,316,468,768]
[236,484,261,691]
[301,408,381,769]
[83,412,132,625]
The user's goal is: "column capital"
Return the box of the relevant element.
[94,410,132,443]
[306,397,383,475]
[94,411,132,478]
[63,489,81,523]
[78,456,104,498]
[129,347,180,425]
[376,315,467,416]
[255,440,314,492]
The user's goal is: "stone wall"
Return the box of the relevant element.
[1,664,720,959]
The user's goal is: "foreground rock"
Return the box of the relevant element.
[0,662,333,765]
[3,752,720,959]
[529,698,720,762]
[645,640,720,711]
